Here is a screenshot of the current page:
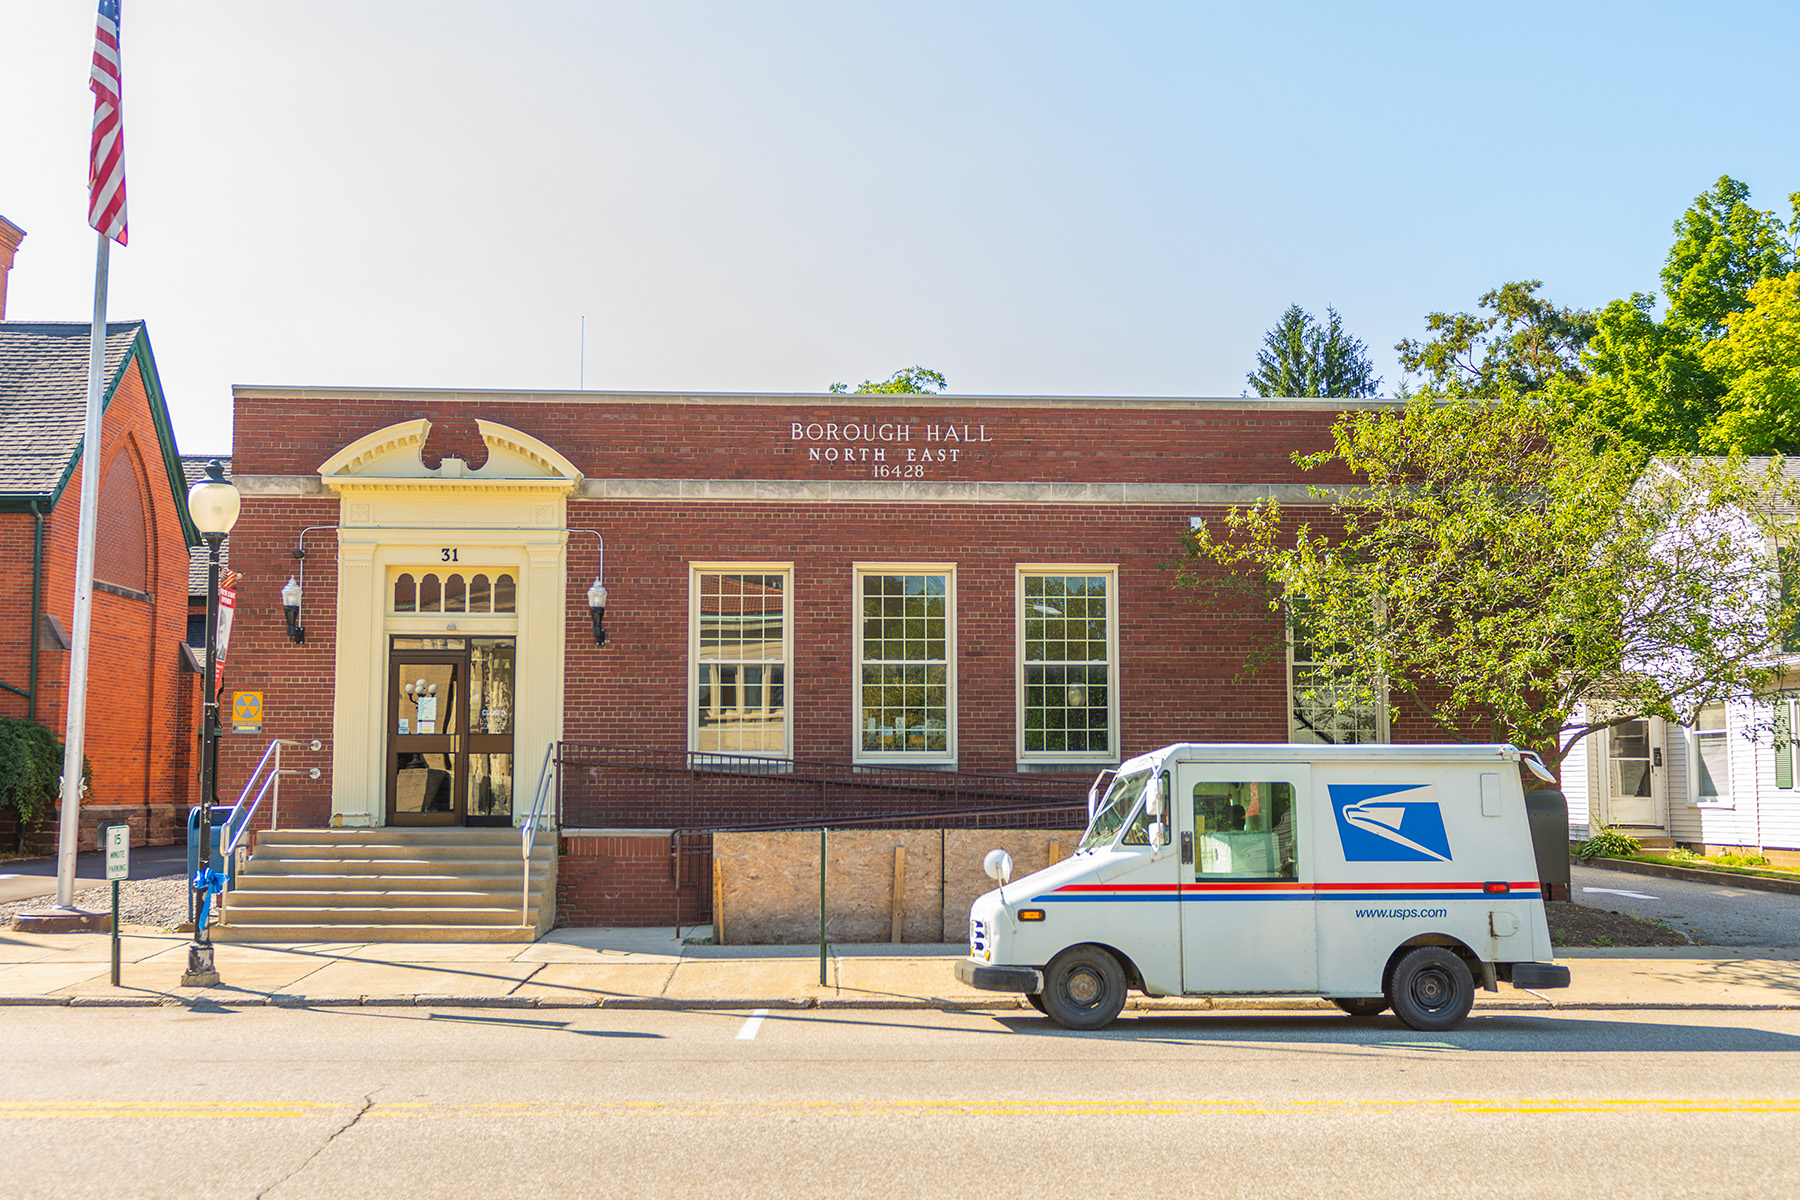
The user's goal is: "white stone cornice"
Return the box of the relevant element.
[237,475,1340,505]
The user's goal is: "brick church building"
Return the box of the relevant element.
[0,217,202,851]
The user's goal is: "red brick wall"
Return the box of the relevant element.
[0,358,195,848]
[212,496,338,834]
[557,835,703,927]
[233,395,1366,487]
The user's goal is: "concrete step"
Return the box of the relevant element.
[251,843,552,862]
[222,888,543,906]
[223,826,560,943]
[259,828,526,845]
[213,924,540,944]
[241,858,537,878]
[223,905,541,926]
[231,877,543,897]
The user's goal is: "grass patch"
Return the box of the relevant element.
[1619,853,1800,883]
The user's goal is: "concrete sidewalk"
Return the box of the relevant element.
[1,925,1797,1011]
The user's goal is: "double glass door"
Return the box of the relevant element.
[387,638,515,826]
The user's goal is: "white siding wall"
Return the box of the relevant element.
[1561,732,1592,840]
[1666,719,1698,842]
[1668,699,1800,852]
[1756,702,1800,850]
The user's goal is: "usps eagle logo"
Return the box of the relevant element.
[1328,783,1453,863]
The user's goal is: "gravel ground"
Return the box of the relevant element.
[0,874,197,931]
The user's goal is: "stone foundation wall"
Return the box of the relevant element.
[713,827,1081,945]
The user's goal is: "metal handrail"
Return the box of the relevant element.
[220,738,320,870]
[520,742,556,927]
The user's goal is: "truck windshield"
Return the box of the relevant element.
[1079,769,1151,851]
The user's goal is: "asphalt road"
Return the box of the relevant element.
[1573,861,1800,946]
[3,1005,1797,1199]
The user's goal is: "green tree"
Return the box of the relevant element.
[1396,281,1597,399]
[828,366,948,395]
[1662,176,1797,340]
[1701,272,1800,453]
[1180,392,1800,770]
[1561,177,1799,453]
[1245,305,1381,398]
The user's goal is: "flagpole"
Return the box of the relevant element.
[53,229,110,909]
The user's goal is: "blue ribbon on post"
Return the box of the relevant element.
[192,868,226,932]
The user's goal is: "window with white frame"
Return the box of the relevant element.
[1287,613,1385,744]
[691,566,791,756]
[1690,703,1729,802]
[856,567,954,763]
[1018,568,1117,762]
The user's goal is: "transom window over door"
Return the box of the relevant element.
[692,566,791,756]
[393,570,517,614]
[857,567,954,763]
[1018,567,1118,764]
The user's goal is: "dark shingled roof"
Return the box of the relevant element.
[180,454,232,595]
[0,321,146,496]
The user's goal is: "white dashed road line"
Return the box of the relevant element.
[736,1009,769,1040]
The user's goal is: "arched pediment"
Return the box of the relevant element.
[318,419,582,488]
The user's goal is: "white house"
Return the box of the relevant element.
[1563,457,1800,867]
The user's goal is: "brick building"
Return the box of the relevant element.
[218,384,1439,928]
[0,301,200,850]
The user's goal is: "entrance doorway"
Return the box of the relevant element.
[1602,716,1666,829]
[387,637,516,826]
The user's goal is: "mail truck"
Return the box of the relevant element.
[955,743,1571,1030]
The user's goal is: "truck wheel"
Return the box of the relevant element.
[1330,997,1389,1018]
[1041,946,1127,1031]
[1388,947,1475,1031]
[1025,992,1049,1015]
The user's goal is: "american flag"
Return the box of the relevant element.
[88,0,128,245]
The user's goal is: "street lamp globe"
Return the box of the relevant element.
[186,459,239,535]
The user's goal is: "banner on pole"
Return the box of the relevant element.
[213,586,236,692]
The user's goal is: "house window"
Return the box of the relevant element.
[856,567,954,763]
[691,566,791,757]
[1018,567,1117,763]
[1691,704,1729,802]
[1287,618,1385,744]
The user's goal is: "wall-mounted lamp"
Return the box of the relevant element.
[281,575,305,644]
[587,577,609,646]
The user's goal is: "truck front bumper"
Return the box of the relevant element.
[1507,962,1572,989]
[955,959,1043,994]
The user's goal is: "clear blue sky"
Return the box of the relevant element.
[3,1,1796,455]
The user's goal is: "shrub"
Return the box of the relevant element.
[0,719,89,850]
[1713,850,1772,867]
[1575,825,1642,860]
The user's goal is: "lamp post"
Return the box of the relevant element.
[182,460,238,988]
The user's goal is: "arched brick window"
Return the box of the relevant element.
[95,445,151,595]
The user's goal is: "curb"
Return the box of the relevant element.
[1584,856,1800,897]
[4,994,1795,1013]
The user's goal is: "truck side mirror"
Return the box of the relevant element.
[1147,771,1169,820]
[1148,821,1168,848]
[983,849,1014,885]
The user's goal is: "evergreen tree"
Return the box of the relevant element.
[1245,305,1381,398]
